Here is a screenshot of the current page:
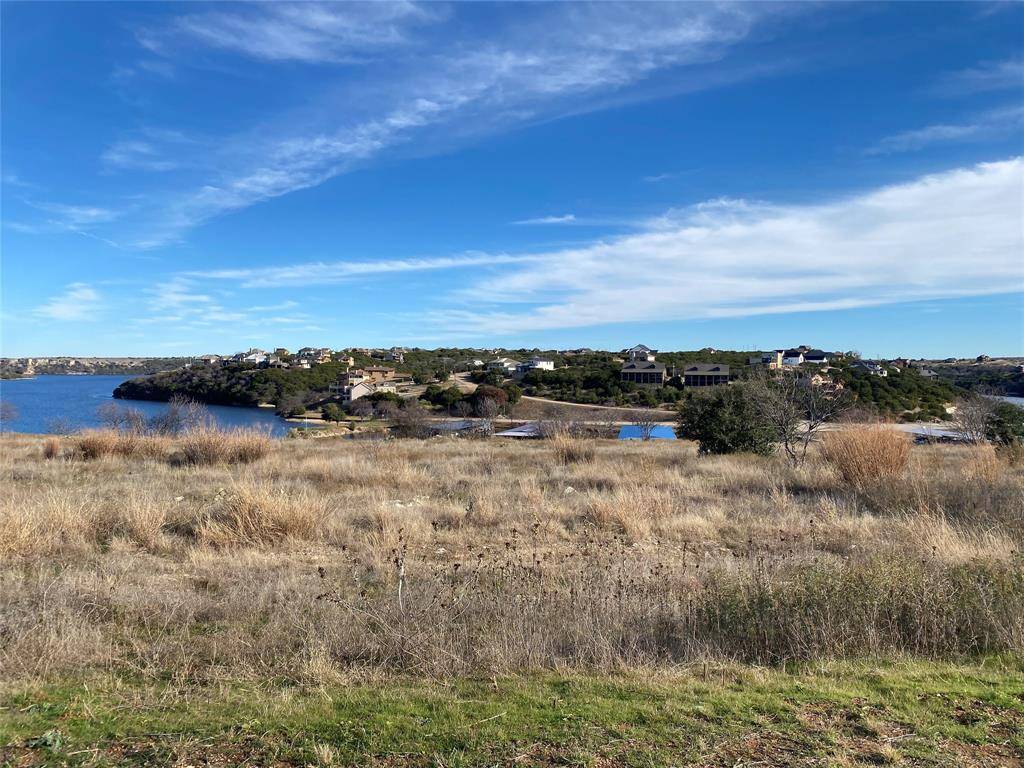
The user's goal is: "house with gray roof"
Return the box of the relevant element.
[683,363,730,387]
[620,359,667,386]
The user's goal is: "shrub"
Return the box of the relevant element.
[676,384,776,456]
[986,402,1024,446]
[820,426,910,487]
[321,403,345,422]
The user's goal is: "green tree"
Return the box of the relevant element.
[986,402,1024,445]
[321,403,344,422]
[502,383,523,405]
[676,384,776,456]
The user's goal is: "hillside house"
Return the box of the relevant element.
[623,344,657,362]
[363,365,398,383]
[750,350,785,369]
[803,349,831,365]
[683,363,730,387]
[782,349,804,366]
[487,357,521,375]
[516,357,555,376]
[853,361,888,377]
[620,359,667,386]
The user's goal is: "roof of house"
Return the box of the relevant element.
[495,421,544,438]
[684,363,730,374]
[618,425,677,440]
[621,360,666,372]
[783,349,804,357]
[625,344,655,353]
[803,349,829,359]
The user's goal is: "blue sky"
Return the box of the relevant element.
[2,1,1022,358]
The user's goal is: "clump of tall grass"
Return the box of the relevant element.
[179,426,270,465]
[551,432,595,465]
[76,429,122,460]
[820,426,910,487]
[42,437,61,460]
[75,429,169,460]
[195,482,328,547]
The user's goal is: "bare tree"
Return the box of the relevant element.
[349,399,374,419]
[749,372,849,465]
[392,400,431,438]
[475,396,501,435]
[97,402,145,433]
[453,400,474,420]
[951,395,995,443]
[146,396,209,435]
[374,400,399,420]
[630,409,660,441]
[537,404,583,438]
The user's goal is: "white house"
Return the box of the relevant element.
[623,344,657,362]
[516,357,555,376]
[487,357,521,375]
[782,348,804,366]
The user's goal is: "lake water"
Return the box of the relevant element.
[0,375,293,436]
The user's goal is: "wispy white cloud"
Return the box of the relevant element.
[102,140,179,172]
[420,158,1024,334]
[109,2,796,247]
[135,277,316,331]
[866,105,1024,155]
[188,252,535,288]
[34,283,103,321]
[137,1,436,63]
[933,57,1024,96]
[513,214,577,225]
[33,202,120,227]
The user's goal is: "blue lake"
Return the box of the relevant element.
[0,375,293,436]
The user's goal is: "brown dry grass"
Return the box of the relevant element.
[0,433,1021,683]
[820,425,911,487]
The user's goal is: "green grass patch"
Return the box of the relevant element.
[2,658,1022,766]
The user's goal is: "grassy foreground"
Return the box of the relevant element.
[2,432,1022,765]
[2,659,1022,767]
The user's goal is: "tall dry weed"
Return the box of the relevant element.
[820,426,910,487]
[180,426,270,465]
[551,433,595,465]
[196,482,328,547]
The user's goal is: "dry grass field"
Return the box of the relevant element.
[1,429,1022,765]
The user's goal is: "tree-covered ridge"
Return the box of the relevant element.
[113,362,350,408]
[829,363,960,421]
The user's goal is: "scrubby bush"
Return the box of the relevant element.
[676,384,776,456]
[987,401,1024,446]
[820,426,910,487]
[321,403,345,422]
